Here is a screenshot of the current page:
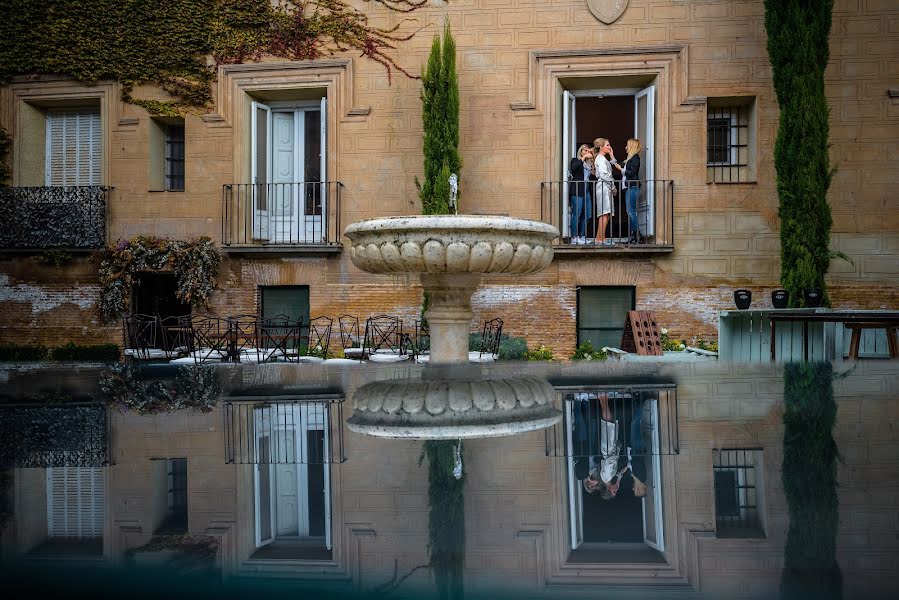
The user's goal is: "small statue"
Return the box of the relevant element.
[449,173,459,215]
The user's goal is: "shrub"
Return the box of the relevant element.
[524,344,555,361]
[468,333,528,360]
[0,344,48,361]
[48,342,120,361]
[570,341,607,361]
[659,328,686,352]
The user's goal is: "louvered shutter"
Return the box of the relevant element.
[47,467,105,538]
[46,109,101,186]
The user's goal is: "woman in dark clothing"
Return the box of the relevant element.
[615,138,643,244]
[568,144,594,244]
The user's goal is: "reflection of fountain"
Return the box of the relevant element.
[345,215,558,364]
[347,371,560,439]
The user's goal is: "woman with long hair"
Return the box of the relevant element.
[567,144,594,245]
[592,138,616,245]
[615,138,643,244]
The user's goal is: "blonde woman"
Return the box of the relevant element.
[615,138,643,244]
[592,138,616,245]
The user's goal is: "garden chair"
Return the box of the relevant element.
[338,314,364,359]
[123,313,164,361]
[469,317,503,363]
[361,315,408,363]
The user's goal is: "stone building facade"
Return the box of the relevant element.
[1,0,898,355]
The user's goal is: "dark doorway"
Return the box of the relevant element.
[576,95,635,240]
[132,272,191,318]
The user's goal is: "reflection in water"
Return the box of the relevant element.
[781,362,842,600]
[99,364,221,414]
[424,440,465,600]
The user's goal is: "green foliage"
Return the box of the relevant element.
[420,440,464,600]
[0,344,49,361]
[0,1,426,116]
[765,1,835,307]
[98,235,221,321]
[0,342,119,361]
[417,23,461,215]
[570,340,607,361]
[99,364,221,414]
[468,333,528,360]
[524,344,555,361]
[0,469,12,531]
[0,127,10,185]
[692,338,718,353]
[781,361,842,599]
[659,328,686,351]
[48,342,120,362]
[36,250,73,268]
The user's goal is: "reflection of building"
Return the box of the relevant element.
[1,362,897,597]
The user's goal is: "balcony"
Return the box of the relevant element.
[222,182,343,253]
[540,179,674,253]
[0,186,109,251]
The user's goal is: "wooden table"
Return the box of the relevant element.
[769,310,899,361]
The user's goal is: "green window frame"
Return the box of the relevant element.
[577,286,636,349]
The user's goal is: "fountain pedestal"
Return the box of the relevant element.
[422,272,480,364]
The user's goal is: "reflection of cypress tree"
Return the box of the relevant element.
[781,362,841,600]
[424,440,465,600]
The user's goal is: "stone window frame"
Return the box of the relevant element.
[705,96,758,184]
[6,77,117,187]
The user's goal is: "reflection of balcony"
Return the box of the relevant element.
[0,186,109,250]
[540,180,675,252]
[222,182,343,252]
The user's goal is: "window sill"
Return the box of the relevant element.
[705,180,758,185]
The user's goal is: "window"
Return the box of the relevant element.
[149,118,185,191]
[260,285,310,325]
[713,449,766,538]
[46,109,102,186]
[706,98,756,183]
[577,287,636,350]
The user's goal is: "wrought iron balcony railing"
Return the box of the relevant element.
[540,179,675,248]
[0,186,109,250]
[222,182,343,247]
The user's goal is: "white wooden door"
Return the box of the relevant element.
[561,90,576,239]
[634,85,655,237]
[642,399,665,552]
[271,110,299,243]
[565,399,584,550]
[253,407,275,547]
[47,467,104,538]
[46,109,101,186]
[250,101,271,240]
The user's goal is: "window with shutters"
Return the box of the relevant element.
[150,118,185,192]
[45,109,102,186]
[46,467,105,539]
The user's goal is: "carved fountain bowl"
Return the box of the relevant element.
[346,376,561,440]
[344,215,559,275]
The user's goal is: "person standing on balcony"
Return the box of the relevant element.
[592,138,616,245]
[583,393,622,499]
[568,144,594,245]
[615,138,643,244]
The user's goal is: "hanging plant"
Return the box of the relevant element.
[98,235,221,322]
[98,364,221,415]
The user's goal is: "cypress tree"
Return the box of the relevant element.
[417,23,461,216]
[765,1,835,307]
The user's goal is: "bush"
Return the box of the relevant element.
[570,341,607,361]
[0,344,48,361]
[524,344,555,361]
[659,328,686,352]
[468,333,528,360]
[0,342,120,362]
[48,343,121,361]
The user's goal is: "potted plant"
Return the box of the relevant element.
[771,289,788,309]
[803,289,823,308]
[734,289,752,310]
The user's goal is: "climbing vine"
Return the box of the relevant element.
[98,235,221,321]
[0,0,430,116]
[0,127,10,185]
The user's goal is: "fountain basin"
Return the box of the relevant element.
[345,215,558,275]
[347,376,560,439]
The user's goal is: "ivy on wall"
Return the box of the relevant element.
[0,0,429,116]
[98,235,221,321]
[0,127,10,185]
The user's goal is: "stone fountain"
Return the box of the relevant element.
[343,215,562,439]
